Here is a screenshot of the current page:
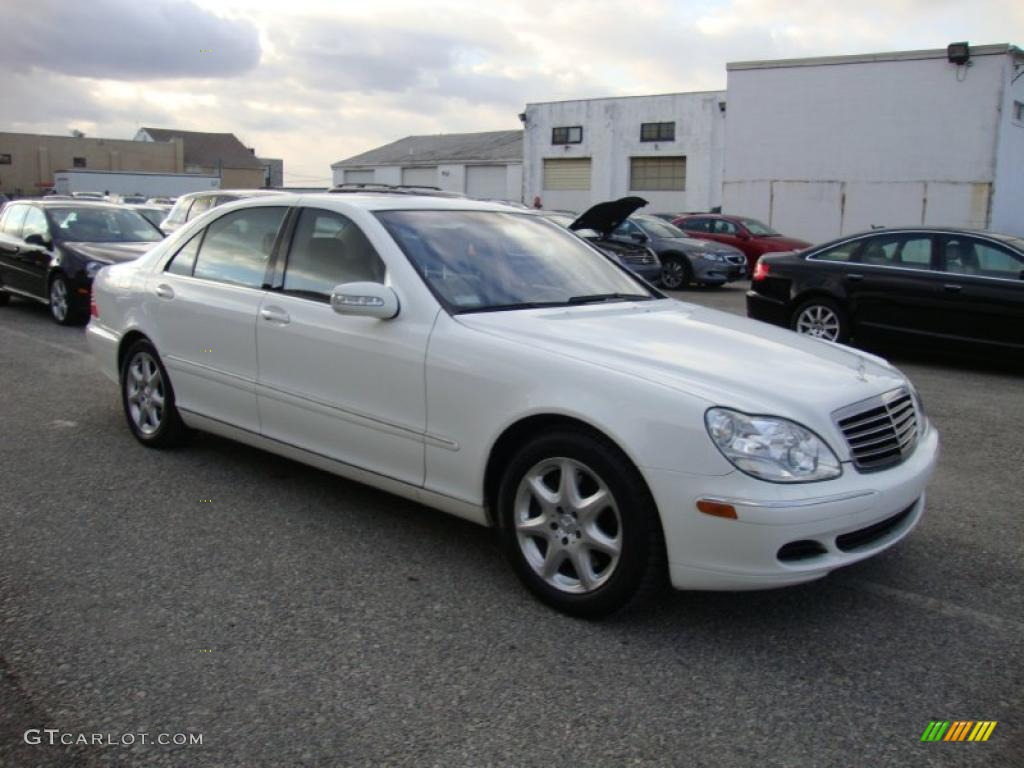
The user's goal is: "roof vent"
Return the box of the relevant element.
[947,42,970,65]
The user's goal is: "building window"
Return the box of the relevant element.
[72,157,87,168]
[640,122,675,142]
[1014,101,1024,123]
[551,126,582,145]
[630,156,686,191]
[0,153,11,165]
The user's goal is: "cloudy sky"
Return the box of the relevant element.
[1,0,1020,185]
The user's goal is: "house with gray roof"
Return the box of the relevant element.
[134,127,269,189]
[331,130,523,202]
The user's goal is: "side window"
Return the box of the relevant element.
[944,238,1024,279]
[712,219,738,235]
[813,240,862,263]
[192,207,287,288]
[857,234,932,268]
[164,231,204,276]
[21,207,50,241]
[679,218,708,233]
[0,205,29,237]
[163,197,192,227]
[283,208,386,299]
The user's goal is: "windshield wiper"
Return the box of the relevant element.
[456,301,566,314]
[567,292,652,305]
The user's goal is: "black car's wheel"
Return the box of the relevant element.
[49,273,86,326]
[120,339,188,448]
[791,297,849,343]
[497,428,666,618]
[660,256,692,290]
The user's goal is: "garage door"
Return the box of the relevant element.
[343,169,375,184]
[465,165,507,200]
[543,158,591,191]
[401,166,438,187]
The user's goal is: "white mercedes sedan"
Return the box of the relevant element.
[86,192,939,616]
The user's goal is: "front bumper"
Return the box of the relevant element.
[693,259,746,285]
[643,425,939,590]
[626,263,663,283]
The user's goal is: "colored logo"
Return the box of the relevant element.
[921,721,997,742]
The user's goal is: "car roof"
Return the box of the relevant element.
[28,199,127,209]
[293,192,526,213]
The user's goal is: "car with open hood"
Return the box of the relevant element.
[86,192,938,617]
[0,200,162,324]
[611,213,748,289]
[568,198,663,283]
[536,209,661,283]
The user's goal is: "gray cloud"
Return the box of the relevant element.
[0,0,260,80]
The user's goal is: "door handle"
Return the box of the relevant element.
[943,284,962,294]
[260,306,290,324]
[845,274,864,282]
[155,284,174,299]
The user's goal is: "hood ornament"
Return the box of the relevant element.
[856,359,868,382]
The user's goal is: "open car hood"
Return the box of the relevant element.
[570,197,648,238]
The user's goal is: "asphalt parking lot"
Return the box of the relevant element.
[1,283,1021,768]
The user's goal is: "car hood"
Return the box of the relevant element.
[570,197,648,238]
[456,299,905,428]
[63,241,156,264]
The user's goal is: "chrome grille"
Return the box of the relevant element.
[624,252,656,265]
[834,388,918,472]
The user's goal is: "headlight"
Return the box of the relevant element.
[85,261,106,279]
[705,408,842,482]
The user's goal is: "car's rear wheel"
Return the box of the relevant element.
[120,339,188,448]
[497,429,666,617]
[660,256,692,290]
[791,297,849,343]
[49,274,86,326]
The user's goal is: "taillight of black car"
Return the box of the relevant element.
[752,259,769,281]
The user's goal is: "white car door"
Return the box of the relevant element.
[147,205,288,434]
[255,206,434,487]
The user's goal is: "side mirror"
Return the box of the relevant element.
[330,282,399,320]
[630,232,647,243]
[24,233,50,249]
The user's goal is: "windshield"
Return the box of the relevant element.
[376,210,655,313]
[634,216,688,239]
[739,218,780,236]
[49,206,163,243]
[540,213,576,229]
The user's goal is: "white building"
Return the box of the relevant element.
[521,91,726,214]
[723,44,1024,242]
[330,131,523,201]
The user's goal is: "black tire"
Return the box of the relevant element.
[49,273,87,326]
[659,255,692,290]
[120,339,189,448]
[790,296,850,343]
[497,428,666,618]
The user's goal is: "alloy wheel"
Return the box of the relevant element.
[49,278,69,322]
[661,259,687,290]
[125,352,166,436]
[795,304,841,341]
[514,457,622,594]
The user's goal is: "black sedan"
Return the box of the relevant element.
[0,200,162,325]
[746,227,1024,354]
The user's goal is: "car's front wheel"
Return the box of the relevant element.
[497,429,666,617]
[660,256,692,290]
[49,274,86,326]
[791,297,849,343]
[120,339,188,448]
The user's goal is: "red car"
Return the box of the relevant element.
[672,214,811,272]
